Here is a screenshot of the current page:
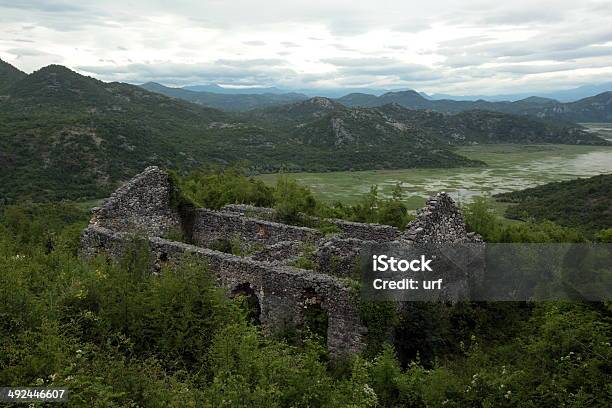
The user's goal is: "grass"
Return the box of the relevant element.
[256,141,612,218]
[580,122,612,142]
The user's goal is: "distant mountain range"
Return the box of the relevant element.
[146,81,612,103]
[0,59,609,203]
[336,90,612,123]
[428,83,612,103]
[183,84,288,94]
[183,85,392,98]
[141,82,308,111]
[242,98,606,147]
[140,80,612,122]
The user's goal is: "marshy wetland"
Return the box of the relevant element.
[257,124,612,211]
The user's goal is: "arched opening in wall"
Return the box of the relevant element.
[231,283,261,325]
[301,288,329,345]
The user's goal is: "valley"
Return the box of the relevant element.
[256,137,612,211]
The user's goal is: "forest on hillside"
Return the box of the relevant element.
[496,174,612,237]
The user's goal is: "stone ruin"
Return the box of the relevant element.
[80,166,481,357]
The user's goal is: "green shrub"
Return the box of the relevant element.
[464,196,586,243]
[273,176,318,224]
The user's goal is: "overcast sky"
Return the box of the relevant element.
[1,0,611,94]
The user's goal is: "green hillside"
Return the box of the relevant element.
[247,99,608,146]
[0,64,477,203]
[0,64,233,202]
[495,174,612,234]
[0,59,26,94]
[1,60,608,204]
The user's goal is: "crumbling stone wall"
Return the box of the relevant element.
[80,225,366,356]
[330,219,401,241]
[403,192,482,244]
[222,204,276,219]
[80,168,481,357]
[88,166,181,237]
[192,209,323,249]
[221,204,401,242]
[315,237,378,278]
[250,240,306,265]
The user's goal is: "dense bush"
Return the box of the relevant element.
[463,196,586,243]
[171,166,275,210]
[1,180,610,406]
[173,167,414,229]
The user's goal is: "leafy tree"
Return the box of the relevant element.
[273,176,317,224]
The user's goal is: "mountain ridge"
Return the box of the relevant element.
[0,60,609,204]
[140,82,308,111]
[0,62,482,202]
[336,90,612,122]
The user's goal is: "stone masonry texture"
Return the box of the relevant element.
[80,167,481,357]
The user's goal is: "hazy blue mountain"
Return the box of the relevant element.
[183,84,288,94]
[428,82,612,102]
[540,83,612,102]
[180,82,611,102]
[141,82,308,111]
[337,90,612,122]
[295,87,396,97]
[181,84,400,98]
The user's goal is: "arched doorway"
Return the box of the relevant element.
[301,288,329,344]
[231,283,261,325]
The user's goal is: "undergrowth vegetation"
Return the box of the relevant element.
[174,166,414,229]
[1,175,610,407]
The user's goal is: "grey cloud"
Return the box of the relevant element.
[7,47,57,57]
[6,47,43,56]
[389,20,431,33]
[0,0,85,13]
[215,58,286,67]
[385,45,408,50]
[437,35,495,49]
[322,57,440,79]
[77,59,298,86]
[321,57,399,67]
[438,25,612,69]
[2,0,612,94]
